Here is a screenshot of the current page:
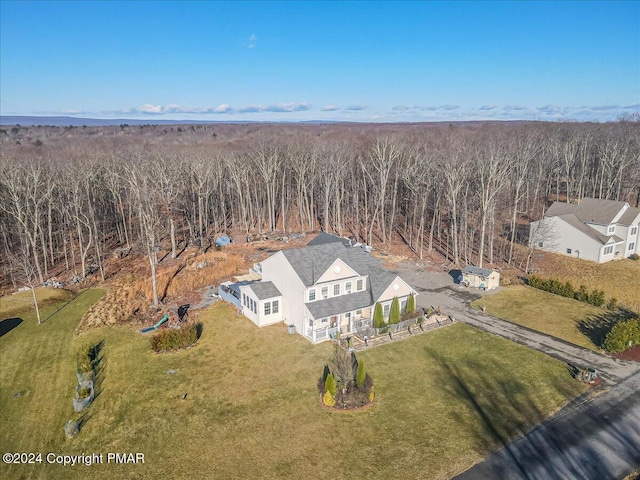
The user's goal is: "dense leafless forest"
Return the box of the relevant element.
[1,120,639,302]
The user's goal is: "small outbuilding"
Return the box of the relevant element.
[461,266,500,290]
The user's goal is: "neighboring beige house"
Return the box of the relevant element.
[461,266,500,290]
[233,233,417,343]
[530,198,640,263]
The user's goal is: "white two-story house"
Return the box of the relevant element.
[237,233,417,343]
[529,197,640,263]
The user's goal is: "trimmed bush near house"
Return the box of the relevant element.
[373,303,385,328]
[149,323,200,352]
[630,253,639,261]
[603,319,640,353]
[389,297,400,324]
[406,294,415,315]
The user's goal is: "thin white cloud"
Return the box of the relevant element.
[589,105,619,111]
[248,33,257,49]
[120,104,236,115]
[344,105,367,111]
[238,103,311,113]
[139,104,164,114]
[264,103,310,112]
[214,104,233,113]
[392,105,410,111]
[503,104,528,111]
[321,104,339,111]
[237,105,262,113]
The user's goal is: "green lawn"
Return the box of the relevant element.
[1,294,585,480]
[472,285,623,351]
[0,287,74,319]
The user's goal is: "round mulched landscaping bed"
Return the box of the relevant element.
[319,394,375,412]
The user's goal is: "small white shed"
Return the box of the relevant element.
[461,266,500,290]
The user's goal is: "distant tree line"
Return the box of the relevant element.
[1,120,639,307]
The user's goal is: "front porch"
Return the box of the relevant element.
[304,310,372,344]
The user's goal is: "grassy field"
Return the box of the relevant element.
[0,287,74,319]
[472,285,623,351]
[1,294,586,480]
[536,253,640,311]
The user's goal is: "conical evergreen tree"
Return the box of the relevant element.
[389,297,400,324]
[373,302,385,328]
[406,293,415,315]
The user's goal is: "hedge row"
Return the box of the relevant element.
[150,323,200,352]
[527,275,616,310]
[603,319,640,353]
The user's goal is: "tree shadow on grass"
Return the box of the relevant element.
[0,317,23,337]
[42,286,98,324]
[426,346,640,479]
[577,309,637,349]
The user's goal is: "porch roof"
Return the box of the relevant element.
[306,291,372,319]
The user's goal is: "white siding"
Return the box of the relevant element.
[258,297,283,327]
[240,286,260,325]
[531,217,603,263]
[623,214,640,256]
[260,251,306,334]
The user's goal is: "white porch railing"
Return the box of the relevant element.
[352,318,372,333]
[307,326,339,343]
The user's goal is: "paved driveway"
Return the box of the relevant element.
[395,263,640,385]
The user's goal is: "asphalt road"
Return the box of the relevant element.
[453,371,640,480]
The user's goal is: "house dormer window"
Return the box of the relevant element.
[308,289,316,301]
[333,283,340,296]
[607,225,616,235]
[345,281,352,294]
[356,278,364,291]
[321,286,328,299]
[631,226,638,236]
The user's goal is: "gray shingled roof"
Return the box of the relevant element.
[280,238,401,303]
[546,198,630,225]
[306,232,353,247]
[545,202,578,217]
[305,291,372,319]
[618,206,640,226]
[247,281,282,300]
[557,214,623,245]
[462,265,495,277]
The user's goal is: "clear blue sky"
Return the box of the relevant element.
[1,0,638,122]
